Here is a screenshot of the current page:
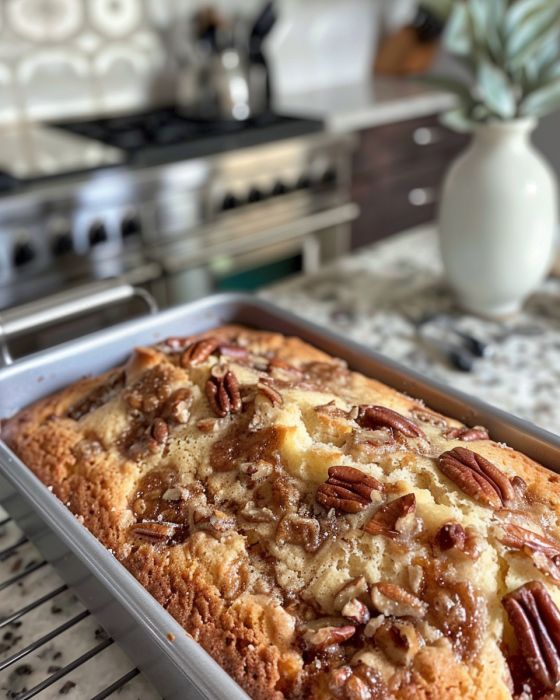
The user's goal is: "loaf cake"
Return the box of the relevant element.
[3,325,560,700]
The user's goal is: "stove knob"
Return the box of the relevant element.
[121,214,141,238]
[51,231,73,256]
[295,174,311,190]
[247,187,263,203]
[272,181,288,196]
[321,167,338,186]
[13,241,35,267]
[88,220,108,246]
[221,193,239,211]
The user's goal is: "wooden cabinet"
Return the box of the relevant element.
[351,113,468,248]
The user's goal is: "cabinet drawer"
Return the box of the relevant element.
[353,113,468,180]
[352,163,446,248]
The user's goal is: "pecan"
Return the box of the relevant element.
[193,508,235,538]
[257,379,283,407]
[503,581,560,691]
[356,405,425,439]
[205,371,242,417]
[341,598,370,625]
[435,523,466,551]
[316,466,383,514]
[498,523,560,583]
[268,357,304,378]
[373,619,423,666]
[180,337,219,366]
[438,447,515,508]
[333,576,369,611]
[370,582,427,618]
[164,388,192,424]
[444,426,489,442]
[303,625,356,649]
[130,521,177,543]
[218,343,250,360]
[151,417,168,444]
[363,493,416,538]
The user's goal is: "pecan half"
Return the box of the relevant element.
[257,379,283,407]
[205,370,242,417]
[130,521,177,543]
[180,337,219,367]
[303,625,356,649]
[316,466,383,514]
[341,598,370,625]
[411,408,448,428]
[370,582,427,618]
[356,405,425,439]
[444,426,489,442]
[503,581,560,691]
[499,523,560,583]
[333,576,369,611]
[150,417,168,444]
[438,447,515,508]
[436,522,466,551]
[363,493,416,538]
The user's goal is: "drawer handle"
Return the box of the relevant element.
[413,127,444,146]
[408,187,437,207]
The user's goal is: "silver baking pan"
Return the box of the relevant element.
[1,292,560,700]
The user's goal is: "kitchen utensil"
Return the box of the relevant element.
[3,293,560,698]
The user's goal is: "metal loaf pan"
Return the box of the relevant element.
[1,292,560,700]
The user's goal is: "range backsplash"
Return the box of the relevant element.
[0,0,264,124]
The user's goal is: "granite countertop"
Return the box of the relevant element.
[276,77,455,132]
[2,224,560,698]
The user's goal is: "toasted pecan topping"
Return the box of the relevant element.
[205,370,242,417]
[180,337,219,367]
[436,523,466,551]
[164,388,192,424]
[499,523,560,583]
[444,426,490,442]
[130,521,178,543]
[363,493,416,538]
[357,405,425,439]
[257,378,283,407]
[341,598,370,625]
[334,576,369,611]
[217,343,250,360]
[316,466,383,514]
[370,582,427,618]
[373,619,423,666]
[438,447,515,509]
[303,625,356,649]
[150,417,168,444]
[503,581,560,691]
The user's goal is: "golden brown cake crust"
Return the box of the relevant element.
[3,324,560,700]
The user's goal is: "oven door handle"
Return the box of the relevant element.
[0,280,158,367]
[159,202,360,272]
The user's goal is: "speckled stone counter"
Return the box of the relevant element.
[2,224,559,699]
[263,225,560,436]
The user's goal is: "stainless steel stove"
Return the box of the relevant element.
[0,108,356,359]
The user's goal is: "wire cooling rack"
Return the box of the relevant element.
[0,507,160,700]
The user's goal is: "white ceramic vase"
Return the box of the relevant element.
[439,119,558,318]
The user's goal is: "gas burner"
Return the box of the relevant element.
[55,108,323,166]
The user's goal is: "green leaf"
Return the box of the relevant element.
[477,59,517,118]
[506,5,560,66]
[520,76,560,115]
[469,0,505,59]
[440,108,476,133]
[505,0,555,33]
[444,2,472,56]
